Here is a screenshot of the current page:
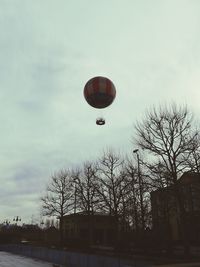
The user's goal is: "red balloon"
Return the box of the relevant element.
[84,76,116,109]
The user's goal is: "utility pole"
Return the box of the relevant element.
[74,182,77,214]
[133,149,145,231]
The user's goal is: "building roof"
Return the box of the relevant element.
[178,172,200,184]
[151,172,200,196]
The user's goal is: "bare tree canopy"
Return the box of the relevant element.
[134,104,199,182]
[41,169,73,245]
[96,149,125,217]
[182,134,200,173]
[134,103,200,255]
[73,161,99,214]
[41,169,73,217]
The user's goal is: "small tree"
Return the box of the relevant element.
[41,169,73,246]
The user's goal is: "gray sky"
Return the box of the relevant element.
[0,0,200,224]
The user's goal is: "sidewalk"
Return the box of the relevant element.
[0,251,52,267]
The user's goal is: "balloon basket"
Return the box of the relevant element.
[96,118,105,125]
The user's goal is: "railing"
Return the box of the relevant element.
[0,244,151,267]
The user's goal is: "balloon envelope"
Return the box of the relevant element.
[84,76,116,109]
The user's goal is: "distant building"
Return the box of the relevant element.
[43,226,59,245]
[151,172,200,243]
[63,212,118,246]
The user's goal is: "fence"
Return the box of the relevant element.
[0,244,152,267]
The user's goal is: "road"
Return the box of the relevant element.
[0,251,53,267]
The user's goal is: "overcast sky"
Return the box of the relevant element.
[0,0,200,224]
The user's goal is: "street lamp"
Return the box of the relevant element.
[13,216,21,225]
[3,219,10,226]
[133,149,145,231]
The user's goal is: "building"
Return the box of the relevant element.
[151,172,200,243]
[43,226,59,245]
[63,212,118,247]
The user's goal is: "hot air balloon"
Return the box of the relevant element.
[83,76,116,125]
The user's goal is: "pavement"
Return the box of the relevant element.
[0,251,52,267]
[153,263,200,267]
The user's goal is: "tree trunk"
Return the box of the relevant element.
[59,217,64,247]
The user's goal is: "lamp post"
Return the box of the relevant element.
[74,183,77,214]
[3,219,10,226]
[13,216,21,225]
[133,149,145,231]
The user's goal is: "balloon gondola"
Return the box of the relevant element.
[83,76,116,125]
[96,118,105,125]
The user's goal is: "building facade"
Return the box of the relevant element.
[63,212,118,247]
[151,172,200,244]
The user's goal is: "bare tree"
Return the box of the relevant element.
[95,149,130,248]
[41,169,73,246]
[145,160,172,189]
[134,104,199,255]
[97,150,125,217]
[182,134,200,173]
[135,104,199,177]
[122,159,140,232]
[73,162,99,214]
[72,162,99,246]
[124,156,150,233]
